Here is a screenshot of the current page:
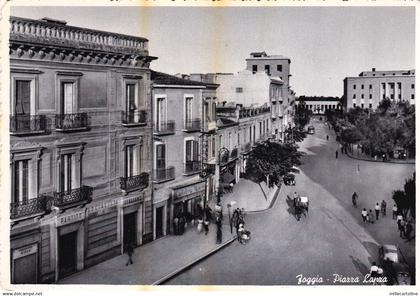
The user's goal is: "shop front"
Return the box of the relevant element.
[170,180,206,235]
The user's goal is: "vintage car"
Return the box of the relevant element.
[307,125,315,134]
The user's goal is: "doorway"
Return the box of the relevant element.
[58,231,77,278]
[155,206,164,239]
[123,212,137,247]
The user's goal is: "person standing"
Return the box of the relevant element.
[361,208,368,223]
[381,200,387,216]
[326,135,329,141]
[203,219,210,235]
[335,150,339,159]
[375,203,380,220]
[392,205,398,219]
[368,209,375,224]
[397,213,403,229]
[125,243,134,266]
[399,219,406,238]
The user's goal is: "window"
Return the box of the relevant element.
[412,94,415,100]
[277,65,282,72]
[361,85,364,89]
[211,136,216,158]
[361,94,364,99]
[369,84,372,89]
[369,94,372,99]
[369,103,372,108]
[398,94,401,99]
[353,103,356,108]
[155,143,166,170]
[185,139,199,163]
[412,84,415,89]
[15,81,31,115]
[353,85,356,90]
[11,71,39,117]
[237,133,240,146]
[60,81,77,114]
[13,160,29,203]
[391,94,394,99]
[265,65,270,75]
[353,94,356,99]
[60,154,74,192]
[252,65,257,73]
[361,103,364,109]
[236,87,243,93]
[125,145,141,177]
[126,83,137,112]
[185,96,193,123]
[155,96,167,130]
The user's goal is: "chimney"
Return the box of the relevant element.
[372,68,376,72]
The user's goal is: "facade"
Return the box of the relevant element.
[296,96,342,114]
[343,68,415,110]
[9,16,156,283]
[150,71,218,238]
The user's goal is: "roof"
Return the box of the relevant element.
[246,54,290,61]
[151,71,208,87]
[298,96,340,102]
[217,118,238,128]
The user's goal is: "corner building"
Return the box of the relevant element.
[9,16,156,283]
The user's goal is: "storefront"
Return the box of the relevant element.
[11,240,40,284]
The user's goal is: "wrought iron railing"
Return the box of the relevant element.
[184,118,201,131]
[153,166,175,182]
[184,161,200,174]
[121,110,147,125]
[120,172,149,192]
[55,113,88,131]
[154,120,175,135]
[10,195,48,220]
[10,115,48,134]
[52,186,93,209]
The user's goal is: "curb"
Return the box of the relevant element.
[345,152,415,165]
[152,235,238,285]
[245,183,282,214]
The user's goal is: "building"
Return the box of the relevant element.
[296,96,342,114]
[343,68,415,110]
[9,16,156,283]
[150,71,218,238]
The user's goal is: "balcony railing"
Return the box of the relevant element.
[153,166,175,183]
[10,195,49,220]
[154,120,175,135]
[120,172,149,192]
[121,110,147,126]
[52,186,93,209]
[10,115,48,135]
[55,113,88,131]
[184,118,201,132]
[184,161,200,174]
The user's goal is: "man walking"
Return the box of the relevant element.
[125,243,134,266]
[381,200,387,216]
[368,209,375,224]
[361,208,368,223]
[375,203,380,220]
[392,205,398,219]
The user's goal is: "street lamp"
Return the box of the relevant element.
[217,147,229,203]
[227,201,236,234]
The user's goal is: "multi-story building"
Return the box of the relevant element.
[296,96,342,114]
[343,68,415,110]
[9,16,156,283]
[150,71,218,238]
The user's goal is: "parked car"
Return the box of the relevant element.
[307,126,315,134]
[378,244,399,264]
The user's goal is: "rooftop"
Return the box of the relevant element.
[297,96,341,102]
[247,52,290,61]
[151,71,209,87]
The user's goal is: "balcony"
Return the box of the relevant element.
[51,186,93,210]
[10,195,49,221]
[183,118,201,132]
[184,161,200,175]
[10,115,49,135]
[154,120,175,135]
[121,110,147,126]
[153,166,175,183]
[120,172,149,193]
[55,113,88,132]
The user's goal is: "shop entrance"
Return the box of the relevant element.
[123,212,137,246]
[58,231,77,278]
[155,206,164,238]
[13,253,37,283]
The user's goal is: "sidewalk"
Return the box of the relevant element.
[346,151,415,164]
[60,178,276,285]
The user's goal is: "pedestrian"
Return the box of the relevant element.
[370,261,379,278]
[335,150,338,159]
[216,216,222,244]
[203,219,210,235]
[392,205,398,219]
[405,221,413,240]
[204,204,213,221]
[361,208,367,223]
[326,135,329,141]
[381,200,387,217]
[125,243,134,266]
[396,213,403,229]
[399,219,406,238]
[368,209,374,224]
[352,192,358,208]
[173,216,179,235]
[375,203,380,220]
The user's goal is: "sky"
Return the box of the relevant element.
[10,5,415,97]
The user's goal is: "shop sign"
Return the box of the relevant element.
[57,210,85,226]
[13,244,38,260]
[87,199,118,218]
[124,194,143,206]
[173,181,205,200]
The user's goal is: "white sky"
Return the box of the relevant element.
[10,6,415,97]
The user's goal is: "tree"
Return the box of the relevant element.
[285,126,307,143]
[392,190,408,217]
[245,142,304,186]
[294,101,312,128]
[404,174,415,219]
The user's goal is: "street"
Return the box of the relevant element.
[166,118,415,285]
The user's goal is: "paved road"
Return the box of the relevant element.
[166,118,415,285]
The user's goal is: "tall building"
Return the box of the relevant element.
[150,71,218,237]
[9,16,156,283]
[343,68,415,110]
